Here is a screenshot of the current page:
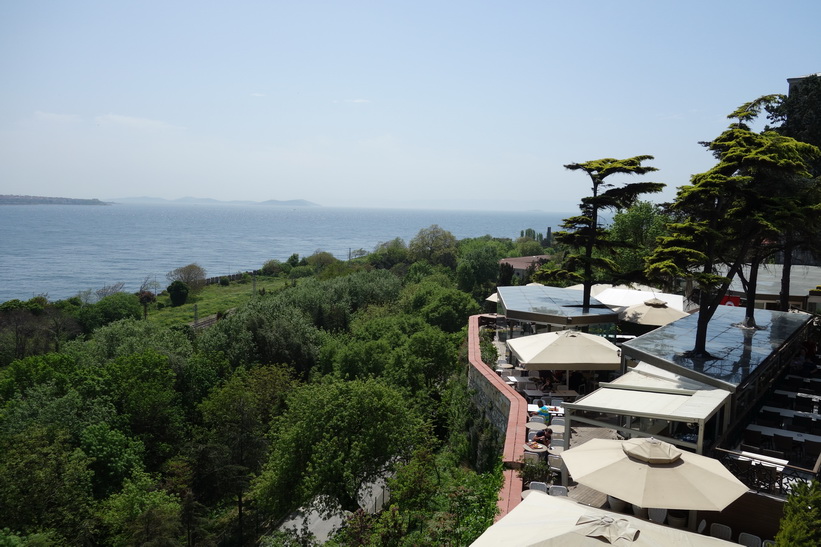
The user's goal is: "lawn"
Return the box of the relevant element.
[146,275,288,328]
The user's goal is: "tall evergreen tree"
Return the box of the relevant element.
[647,96,820,356]
[533,156,664,310]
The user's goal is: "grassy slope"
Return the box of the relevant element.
[146,275,288,328]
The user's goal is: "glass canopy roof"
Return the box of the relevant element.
[497,285,619,326]
[622,305,811,390]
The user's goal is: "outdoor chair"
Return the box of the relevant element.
[794,397,814,413]
[551,417,565,427]
[666,511,688,529]
[761,448,786,460]
[759,410,783,428]
[647,508,667,524]
[550,398,564,407]
[802,439,821,468]
[528,481,548,494]
[522,451,540,464]
[607,495,627,513]
[767,392,793,409]
[527,430,537,442]
[631,504,648,519]
[709,523,732,541]
[548,485,568,496]
[739,443,759,454]
[529,415,546,424]
[790,414,814,434]
[743,428,763,447]
[773,433,799,459]
[738,532,762,547]
[762,540,776,546]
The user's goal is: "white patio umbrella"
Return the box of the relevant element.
[560,437,748,511]
[506,330,621,371]
[471,491,732,546]
[620,298,688,326]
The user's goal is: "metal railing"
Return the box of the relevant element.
[715,447,821,497]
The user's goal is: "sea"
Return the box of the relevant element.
[0,203,571,303]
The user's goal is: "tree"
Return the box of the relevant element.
[409,225,458,269]
[101,471,182,547]
[534,156,664,310]
[253,379,424,520]
[167,280,189,307]
[647,96,820,355]
[774,480,821,546]
[166,263,206,292]
[608,201,671,279]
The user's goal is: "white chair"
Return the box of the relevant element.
[528,481,548,493]
[631,504,648,519]
[549,485,568,496]
[648,508,667,524]
[547,454,563,472]
[522,451,540,464]
[738,532,762,547]
[607,495,627,512]
[709,523,732,541]
[762,540,776,547]
[527,430,537,441]
[666,511,687,529]
[530,415,546,424]
[551,417,566,427]
[551,398,564,407]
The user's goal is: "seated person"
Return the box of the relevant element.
[536,405,553,423]
[533,428,552,447]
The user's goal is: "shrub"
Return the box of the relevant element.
[219,277,230,287]
[167,280,189,306]
[262,259,285,276]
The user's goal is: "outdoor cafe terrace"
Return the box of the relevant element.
[467,285,821,541]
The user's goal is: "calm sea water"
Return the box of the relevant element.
[0,203,569,303]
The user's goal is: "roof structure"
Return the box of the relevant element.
[570,363,731,423]
[621,305,812,392]
[497,285,619,327]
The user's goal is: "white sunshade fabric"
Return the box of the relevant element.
[506,330,621,371]
[560,438,748,511]
[471,491,732,546]
[594,288,685,312]
[567,364,731,423]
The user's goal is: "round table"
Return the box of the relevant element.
[523,442,549,454]
[526,421,549,431]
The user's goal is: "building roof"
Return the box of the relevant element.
[499,255,552,271]
[497,285,619,327]
[723,264,821,298]
[621,305,812,391]
[566,363,731,423]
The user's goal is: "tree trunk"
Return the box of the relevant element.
[743,260,760,328]
[780,241,794,311]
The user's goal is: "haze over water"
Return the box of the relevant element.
[0,203,569,302]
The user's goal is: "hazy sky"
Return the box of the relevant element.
[2,1,819,211]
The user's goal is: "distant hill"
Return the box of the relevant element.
[0,195,110,205]
[110,196,320,207]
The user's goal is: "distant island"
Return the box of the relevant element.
[0,195,111,206]
[110,196,320,207]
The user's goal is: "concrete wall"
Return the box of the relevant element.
[467,315,528,517]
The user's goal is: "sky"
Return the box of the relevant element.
[1,1,819,212]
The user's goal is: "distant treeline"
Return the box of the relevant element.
[0,194,110,205]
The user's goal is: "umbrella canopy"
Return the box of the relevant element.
[471,491,732,546]
[506,330,621,371]
[621,298,688,326]
[561,438,748,511]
